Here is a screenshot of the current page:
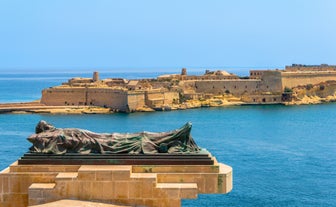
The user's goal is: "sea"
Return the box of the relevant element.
[0,71,335,207]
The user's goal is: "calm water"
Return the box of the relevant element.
[0,72,335,206]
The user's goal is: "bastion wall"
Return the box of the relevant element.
[194,71,282,96]
[285,65,336,72]
[281,72,336,89]
[41,88,87,106]
[127,92,146,111]
[41,88,130,111]
[145,91,179,107]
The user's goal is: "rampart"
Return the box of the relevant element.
[194,71,282,96]
[281,71,336,89]
[285,64,336,72]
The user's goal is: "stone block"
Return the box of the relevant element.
[180,188,198,199]
[140,181,154,199]
[96,171,112,181]
[28,189,43,199]
[66,181,79,198]
[114,181,129,199]
[1,176,9,194]
[152,198,181,207]
[30,173,58,183]
[203,174,218,193]
[217,163,233,193]
[77,171,96,180]
[90,181,114,200]
[100,181,115,200]
[77,181,93,200]
[2,193,28,207]
[128,181,142,199]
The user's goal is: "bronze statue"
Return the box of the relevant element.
[28,121,201,154]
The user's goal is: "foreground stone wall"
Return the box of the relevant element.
[0,159,232,207]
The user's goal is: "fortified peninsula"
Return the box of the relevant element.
[2,64,336,113]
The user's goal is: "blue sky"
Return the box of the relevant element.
[0,0,335,72]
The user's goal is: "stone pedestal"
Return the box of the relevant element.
[0,157,232,207]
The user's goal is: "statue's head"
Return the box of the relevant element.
[35,120,55,134]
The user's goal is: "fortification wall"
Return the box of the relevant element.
[41,87,131,111]
[194,71,282,96]
[87,88,128,111]
[281,72,336,89]
[127,92,145,111]
[194,80,261,95]
[259,71,283,92]
[145,91,179,107]
[241,94,282,103]
[285,65,336,72]
[41,88,87,106]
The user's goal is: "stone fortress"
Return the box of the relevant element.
[40,64,336,112]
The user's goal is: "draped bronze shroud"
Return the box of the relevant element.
[27,121,201,155]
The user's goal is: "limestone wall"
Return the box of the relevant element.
[281,72,336,89]
[87,88,128,111]
[194,71,282,96]
[41,88,130,112]
[127,92,145,111]
[194,80,261,95]
[145,91,179,107]
[259,71,283,92]
[285,65,336,72]
[41,88,87,106]
[241,94,282,103]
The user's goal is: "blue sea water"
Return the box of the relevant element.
[0,72,335,206]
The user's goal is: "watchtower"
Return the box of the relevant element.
[93,71,99,82]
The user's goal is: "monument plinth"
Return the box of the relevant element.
[0,121,232,207]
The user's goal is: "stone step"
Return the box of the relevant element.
[55,172,78,181]
[28,199,131,207]
[130,172,157,180]
[9,162,80,173]
[77,165,131,181]
[28,183,57,206]
[29,183,56,190]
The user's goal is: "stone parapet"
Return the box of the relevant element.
[0,157,232,207]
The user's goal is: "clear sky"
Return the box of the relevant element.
[0,0,335,72]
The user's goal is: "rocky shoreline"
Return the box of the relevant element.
[1,95,336,114]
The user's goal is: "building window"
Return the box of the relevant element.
[262,98,266,102]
